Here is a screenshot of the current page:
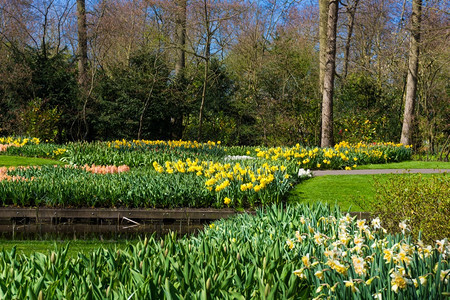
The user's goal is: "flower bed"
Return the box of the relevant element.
[0,137,413,209]
[1,137,411,171]
[0,204,447,299]
[287,211,449,299]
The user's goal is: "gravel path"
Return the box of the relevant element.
[313,168,449,176]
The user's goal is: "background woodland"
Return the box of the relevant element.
[0,0,448,153]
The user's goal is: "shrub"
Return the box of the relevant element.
[371,173,449,244]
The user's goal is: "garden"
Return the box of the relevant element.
[0,137,412,209]
[0,136,449,299]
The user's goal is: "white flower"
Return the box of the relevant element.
[286,239,295,250]
[352,255,366,276]
[441,269,450,284]
[436,239,447,253]
[314,270,324,280]
[399,220,410,234]
[293,268,306,279]
[356,219,368,231]
[344,278,360,293]
[298,168,312,177]
[371,217,381,229]
[223,155,254,161]
[372,292,382,299]
[391,271,407,293]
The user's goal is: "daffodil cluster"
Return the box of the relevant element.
[152,159,295,206]
[0,137,41,152]
[249,141,411,170]
[107,139,220,150]
[290,214,449,299]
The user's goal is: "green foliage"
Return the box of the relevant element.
[0,204,317,299]
[183,59,237,143]
[335,117,379,143]
[0,166,217,208]
[285,204,450,299]
[336,73,403,143]
[3,143,66,160]
[93,49,175,140]
[19,98,60,141]
[24,46,78,141]
[371,173,450,244]
[227,30,321,146]
[0,45,78,142]
[63,141,225,167]
[0,204,448,299]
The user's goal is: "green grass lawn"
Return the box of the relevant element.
[0,239,137,257]
[0,155,63,166]
[356,160,450,169]
[288,173,445,212]
[288,175,377,212]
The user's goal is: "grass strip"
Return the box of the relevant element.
[0,239,134,257]
[0,155,63,167]
[356,160,450,169]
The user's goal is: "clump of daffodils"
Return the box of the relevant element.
[152,159,294,200]
[0,137,41,152]
[250,141,411,170]
[290,212,449,298]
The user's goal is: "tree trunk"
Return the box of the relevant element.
[173,0,187,139]
[319,0,329,94]
[77,0,89,139]
[320,0,338,148]
[198,40,210,141]
[400,0,422,145]
[343,0,359,79]
[175,0,187,78]
[198,0,211,141]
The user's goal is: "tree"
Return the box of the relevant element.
[400,0,422,145]
[77,0,89,139]
[320,0,339,147]
[189,0,243,141]
[342,0,359,79]
[319,0,329,94]
[174,0,187,78]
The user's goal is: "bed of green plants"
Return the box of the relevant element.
[1,138,412,169]
[0,137,412,209]
[0,204,448,299]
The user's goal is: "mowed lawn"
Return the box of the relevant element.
[356,160,450,170]
[289,171,447,212]
[0,239,136,257]
[0,155,63,167]
[288,174,378,212]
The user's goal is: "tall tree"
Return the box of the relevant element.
[192,0,242,141]
[400,0,422,145]
[77,0,89,139]
[320,0,338,147]
[342,0,359,79]
[319,0,329,94]
[197,0,212,141]
[174,0,187,78]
